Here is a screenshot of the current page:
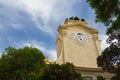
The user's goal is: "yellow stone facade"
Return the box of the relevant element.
[56,20,114,80]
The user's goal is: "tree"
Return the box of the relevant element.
[0,46,45,80]
[97,76,105,80]
[87,0,120,47]
[97,44,120,72]
[87,0,120,80]
[38,63,83,80]
[87,0,120,79]
[87,0,120,35]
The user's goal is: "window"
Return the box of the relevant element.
[83,76,93,80]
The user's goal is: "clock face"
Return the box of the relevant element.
[69,32,76,39]
[69,32,92,45]
[76,33,85,43]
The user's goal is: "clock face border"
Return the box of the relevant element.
[68,31,92,45]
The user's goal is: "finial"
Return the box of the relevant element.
[81,18,86,21]
[64,16,87,24]
[74,16,80,20]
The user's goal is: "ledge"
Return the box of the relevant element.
[75,66,104,72]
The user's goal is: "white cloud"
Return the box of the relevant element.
[48,50,57,61]
[0,0,80,36]
[14,40,57,61]
[0,0,109,60]
[1,0,81,59]
[100,35,110,50]
[10,23,23,29]
[21,0,56,20]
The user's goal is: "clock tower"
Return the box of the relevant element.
[56,18,101,68]
[56,17,114,80]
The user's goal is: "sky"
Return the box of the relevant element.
[0,0,109,61]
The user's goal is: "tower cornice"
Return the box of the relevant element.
[58,20,98,34]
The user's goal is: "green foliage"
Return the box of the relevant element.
[112,66,120,80]
[87,0,120,35]
[87,0,120,49]
[97,44,120,72]
[97,76,104,80]
[87,0,120,78]
[38,63,83,80]
[111,76,120,80]
[116,66,120,76]
[0,46,45,80]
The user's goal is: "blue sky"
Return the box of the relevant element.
[0,0,109,61]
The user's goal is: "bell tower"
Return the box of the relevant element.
[56,17,101,68]
[56,17,114,80]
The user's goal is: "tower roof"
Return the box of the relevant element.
[58,19,98,34]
